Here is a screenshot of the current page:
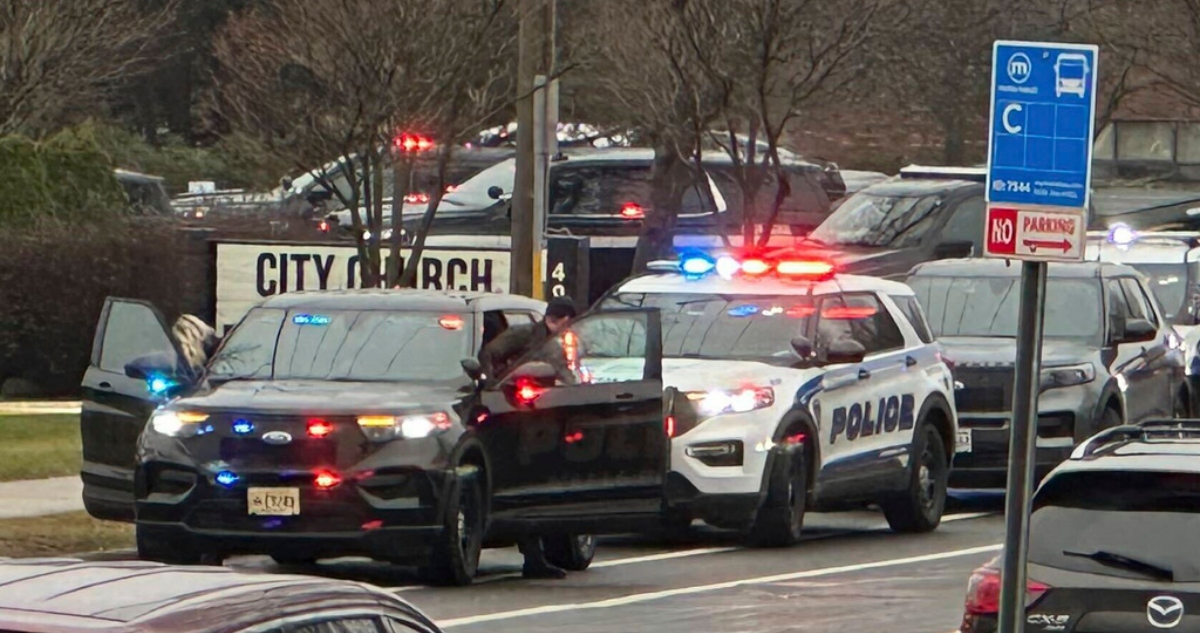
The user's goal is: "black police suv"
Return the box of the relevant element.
[907,259,1189,488]
[960,420,1200,633]
[80,290,668,585]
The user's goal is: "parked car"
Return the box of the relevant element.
[0,558,441,633]
[906,258,1189,488]
[959,419,1200,633]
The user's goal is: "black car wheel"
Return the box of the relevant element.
[421,464,485,586]
[136,525,202,565]
[749,449,807,547]
[544,534,597,571]
[882,425,948,534]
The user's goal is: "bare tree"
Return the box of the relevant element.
[683,0,891,245]
[212,0,514,288]
[0,0,177,136]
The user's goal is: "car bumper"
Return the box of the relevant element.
[951,385,1097,488]
[670,408,780,497]
[135,462,456,562]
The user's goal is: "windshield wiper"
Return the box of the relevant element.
[1063,549,1174,581]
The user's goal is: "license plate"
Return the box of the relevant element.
[247,487,300,516]
[956,429,973,453]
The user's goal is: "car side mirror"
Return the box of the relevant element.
[487,185,504,200]
[823,339,867,365]
[1122,318,1157,344]
[460,358,484,381]
[280,176,294,191]
[933,240,974,258]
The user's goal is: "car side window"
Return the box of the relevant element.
[1119,278,1156,326]
[532,312,650,384]
[503,311,537,325]
[892,295,935,344]
[938,196,985,245]
[98,301,177,374]
[816,294,905,356]
[1106,279,1130,342]
[1123,278,1161,328]
[254,616,386,633]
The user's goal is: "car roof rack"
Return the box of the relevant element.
[898,164,987,183]
[1072,419,1200,459]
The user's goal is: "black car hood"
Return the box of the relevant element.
[174,379,467,415]
[938,336,1095,367]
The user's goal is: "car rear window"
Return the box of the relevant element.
[1028,470,1200,581]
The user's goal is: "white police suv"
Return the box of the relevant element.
[597,250,960,546]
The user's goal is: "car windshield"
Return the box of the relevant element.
[207,308,471,382]
[807,192,943,247]
[1129,263,1189,322]
[1029,470,1200,581]
[599,292,814,363]
[907,275,1103,343]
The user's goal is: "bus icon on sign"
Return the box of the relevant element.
[1007,52,1032,84]
[1055,53,1089,98]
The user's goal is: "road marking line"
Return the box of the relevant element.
[438,543,1001,628]
[389,511,997,595]
[591,546,739,568]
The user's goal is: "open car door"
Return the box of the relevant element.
[80,298,183,522]
[477,308,666,532]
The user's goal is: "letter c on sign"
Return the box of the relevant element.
[1002,103,1024,135]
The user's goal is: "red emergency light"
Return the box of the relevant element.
[395,133,434,153]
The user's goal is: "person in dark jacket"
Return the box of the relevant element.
[479,296,578,379]
[478,296,578,579]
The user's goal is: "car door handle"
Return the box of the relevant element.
[858,368,870,380]
[615,392,635,400]
[98,382,112,390]
[905,356,918,367]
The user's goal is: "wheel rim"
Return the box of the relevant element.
[918,444,939,511]
[458,484,481,569]
[576,534,596,556]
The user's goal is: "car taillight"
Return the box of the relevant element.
[665,415,677,438]
[620,203,645,219]
[317,220,329,232]
[963,565,1050,616]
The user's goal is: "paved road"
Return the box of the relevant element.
[206,497,1005,633]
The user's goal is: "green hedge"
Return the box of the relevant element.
[0,223,213,397]
[0,132,126,227]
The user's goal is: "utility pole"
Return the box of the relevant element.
[511,0,555,298]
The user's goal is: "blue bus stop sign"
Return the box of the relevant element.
[987,41,1099,209]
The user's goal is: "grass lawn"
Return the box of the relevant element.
[0,512,133,558]
[0,415,81,482]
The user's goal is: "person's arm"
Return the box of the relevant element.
[480,326,526,379]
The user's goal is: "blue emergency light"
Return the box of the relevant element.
[215,470,240,487]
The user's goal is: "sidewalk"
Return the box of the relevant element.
[0,477,84,519]
[0,401,81,416]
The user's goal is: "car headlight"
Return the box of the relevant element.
[1040,363,1095,390]
[150,410,210,437]
[685,387,774,418]
[357,412,452,442]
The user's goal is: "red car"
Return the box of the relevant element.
[0,559,441,633]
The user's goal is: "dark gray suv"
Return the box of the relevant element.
[907,259,1189,488]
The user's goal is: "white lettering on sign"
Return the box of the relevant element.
[983,205,1085,262]
[215,243,513,332]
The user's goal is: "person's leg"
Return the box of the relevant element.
[518,535,566,579]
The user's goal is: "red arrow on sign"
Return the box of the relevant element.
[1023,238,1072,252]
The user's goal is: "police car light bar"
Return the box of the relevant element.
[672,251,836,281]
[1107,222,1137,246]
[898,164,987,183]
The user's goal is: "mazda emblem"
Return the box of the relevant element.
[1148,596,1185,629]
[261,431,293,445]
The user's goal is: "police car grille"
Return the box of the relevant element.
[954,368,1013,413]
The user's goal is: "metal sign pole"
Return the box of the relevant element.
[996,260,1047,633]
